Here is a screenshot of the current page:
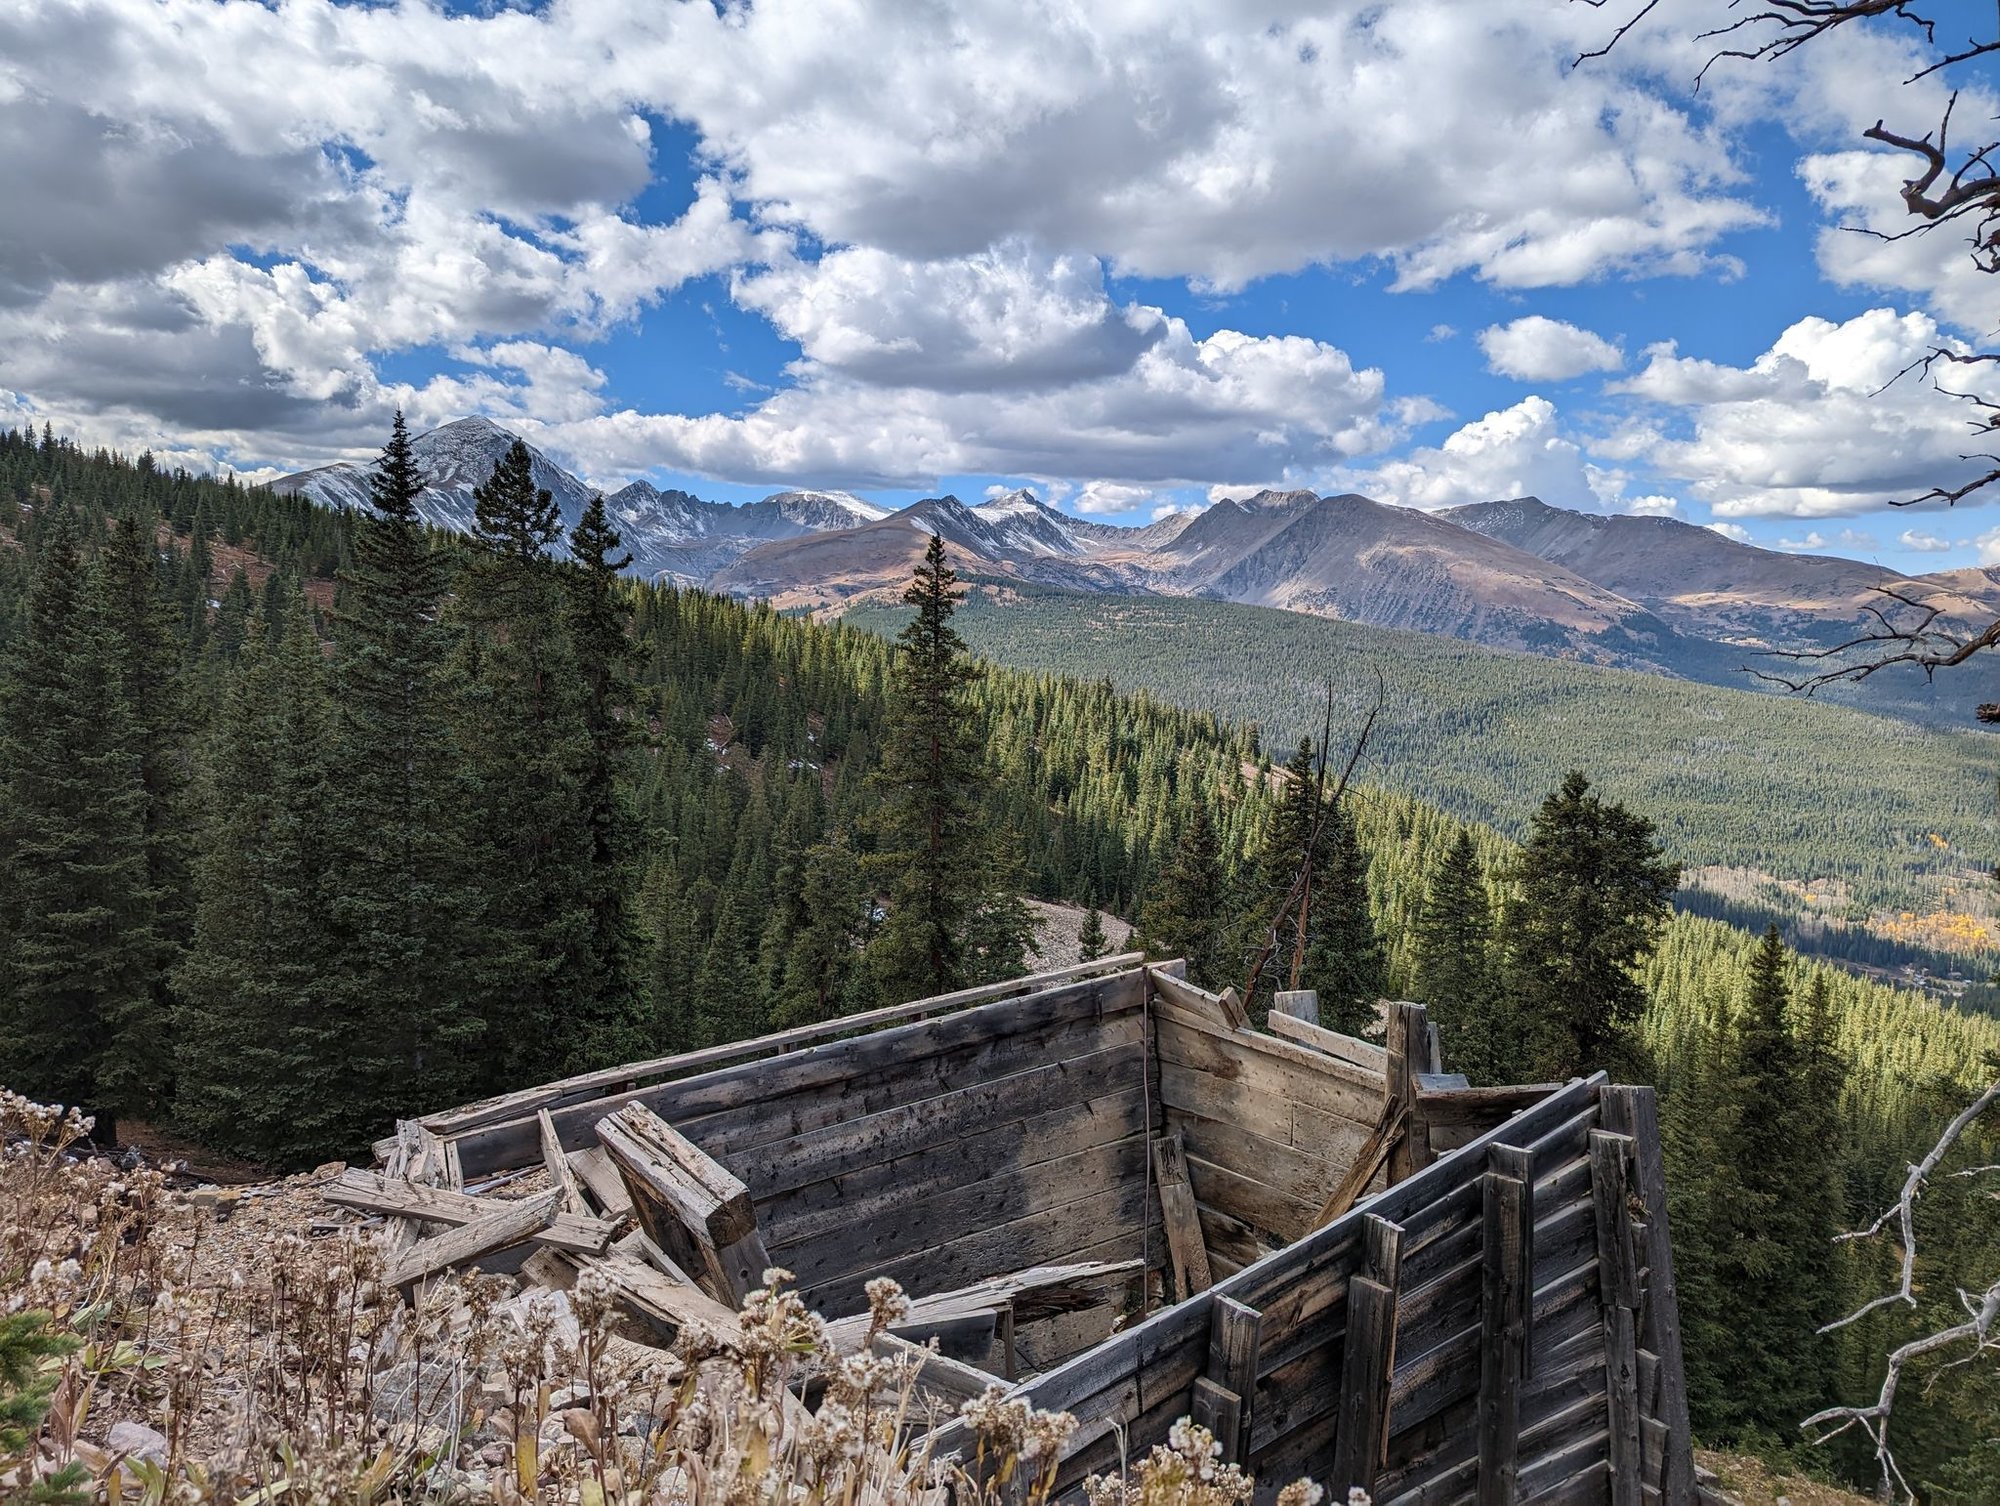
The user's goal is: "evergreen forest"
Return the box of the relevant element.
[3,427,2000,1496]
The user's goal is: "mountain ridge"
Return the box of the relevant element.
[273,417,2000,724]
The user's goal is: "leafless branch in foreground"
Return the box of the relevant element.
[1742,585,2000,696]
[1802,1079,2000,1502]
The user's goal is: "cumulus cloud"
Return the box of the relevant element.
[1616,308,2000,518]
[1707,522,1755,543]
[540,318,1402,489]
[1478,317,1623,382]
[1071,481,1157,516]
[1900,528,1953,552]
[1335,396,1604,511]
[1777,532,1829,550]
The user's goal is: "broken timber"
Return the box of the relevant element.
[332,952,1699,1504]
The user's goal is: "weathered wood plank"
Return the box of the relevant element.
[1175,1111,1345,1216]
[568,1145,635,1220]
[455,972,1142,1176]
[1159,1061,1374,1167]
[771,1136,1149,1292]
[740,1039,1149,1202]
[1153,1131,1213,1301]
[1150,967,1250,1030]
[1196,1202,1281,1274]
[390,1189,560,1292]
[763,1085,1149,1247]
[1272,989,1320,1026]
[1156,998,1386,1099]
[402,954,1148,1147]
[1205,1296,1261,1464]
[323,1171,616,1257]
[1388,1002,1432,1181]
[1418,1082,1565,1132]
[1313,1099,1408,1229]
[1331,1214,1404,1496]
[1479,1170,1528,1506]
[873,1332,1002,1406]
[1601,1087,1695,1506]
[539,1108,589,1215]
[595,1247,743,1350]
[1183,1151,1320,1245]
[597,1102,757,1248]
[1263,1010,1391,1073]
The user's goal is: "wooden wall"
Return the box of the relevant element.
[940,1072,1697,1506]
[1152,1000,1387,1276]
[444,967,1166,1323]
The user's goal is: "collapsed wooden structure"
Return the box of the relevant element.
[328,953,1703,1505]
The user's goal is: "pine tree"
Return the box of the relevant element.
[1078,907,1111,962]
[324,414,481,1120]
[1499,770,1679,1080]
[564,494,644,1067]
[175,611,348,1162]
[452,440,594,1086]
[97,514,193,1117]
[1413,830,1500,1079]
[772,833,871,1026]
[1312,800,1385,1036]
[0,515,159,1127]
[1712,928,1848,1435]
[868,532,988,1000]
[1137,804,1232,989]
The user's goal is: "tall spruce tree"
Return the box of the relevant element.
[453,440,594,1087]
[1413,830,1500,1079]
[1078,907,1111,962]
[1499,771,1678,1080]
[97,514,193,1116]
[175,610,348,1162]
[1712,927,1848,1434]
[0,515,159,1125]
[1313,800,1385,1036]
[564,494,645,1067]
[868,532,987,1000]
[325,413,481,1120]
[1137,804,1232,988]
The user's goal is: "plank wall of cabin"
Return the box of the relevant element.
[1151,1000,1388,1278]
[954,1074,1692,1506]
[443,967,1168,1329]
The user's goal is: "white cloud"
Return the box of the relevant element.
[1900,528,1953,552]
[540,318,1402,489]
[1072,481,1156,516]
[1978,527,2000,567]
[1707,522,1755,543]
[1335,396,1603,511]
[1478,317,1623,382]
[1777,532,1829,551]
[1617,308,2000,518]
[1427,324,1457,343]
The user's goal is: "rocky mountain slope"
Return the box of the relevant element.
[275,418,2000,721]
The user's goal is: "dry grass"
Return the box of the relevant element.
[1,1091,1339,1506]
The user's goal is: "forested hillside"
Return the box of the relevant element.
[849,589,2000,955]
[4,429,1999,1495]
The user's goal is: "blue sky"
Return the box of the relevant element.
[5,0,1999,570]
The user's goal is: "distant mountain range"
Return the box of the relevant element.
[273,417,2000,723]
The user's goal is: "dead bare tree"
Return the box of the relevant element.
[1574,7,2000,1495]
[1239,670,1384,1007]
[1579,1,2000,696]
[1802,1074,2000,1502]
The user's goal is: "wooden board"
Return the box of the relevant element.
[389,1190,560,1292]
[323,1171,618,1257]
[1152,1131,1213,1300]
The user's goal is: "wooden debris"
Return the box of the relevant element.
[597,1101,765,1303]
[822,1259,1145,1354]
[1311,1101,1407,1230]
[323,1170,619,1256]
[1152,1131,1213,1301]
[389,1189,561,1293]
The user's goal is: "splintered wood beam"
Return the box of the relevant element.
[597,1101,760,1301]
[389,1189,561,1293]
[540,1108,590,1215]
[1330,1214,1403,1495]
[323,1170,619,1256]
[567,1145,635,1220]
[595,1248,744,1351]
[822,1259,1146,1353]
[1148,967,1250,1031]
[1312,1101,1407,1230]
[1415,1081,1562,1130]
[1152,1131,1213,1301]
